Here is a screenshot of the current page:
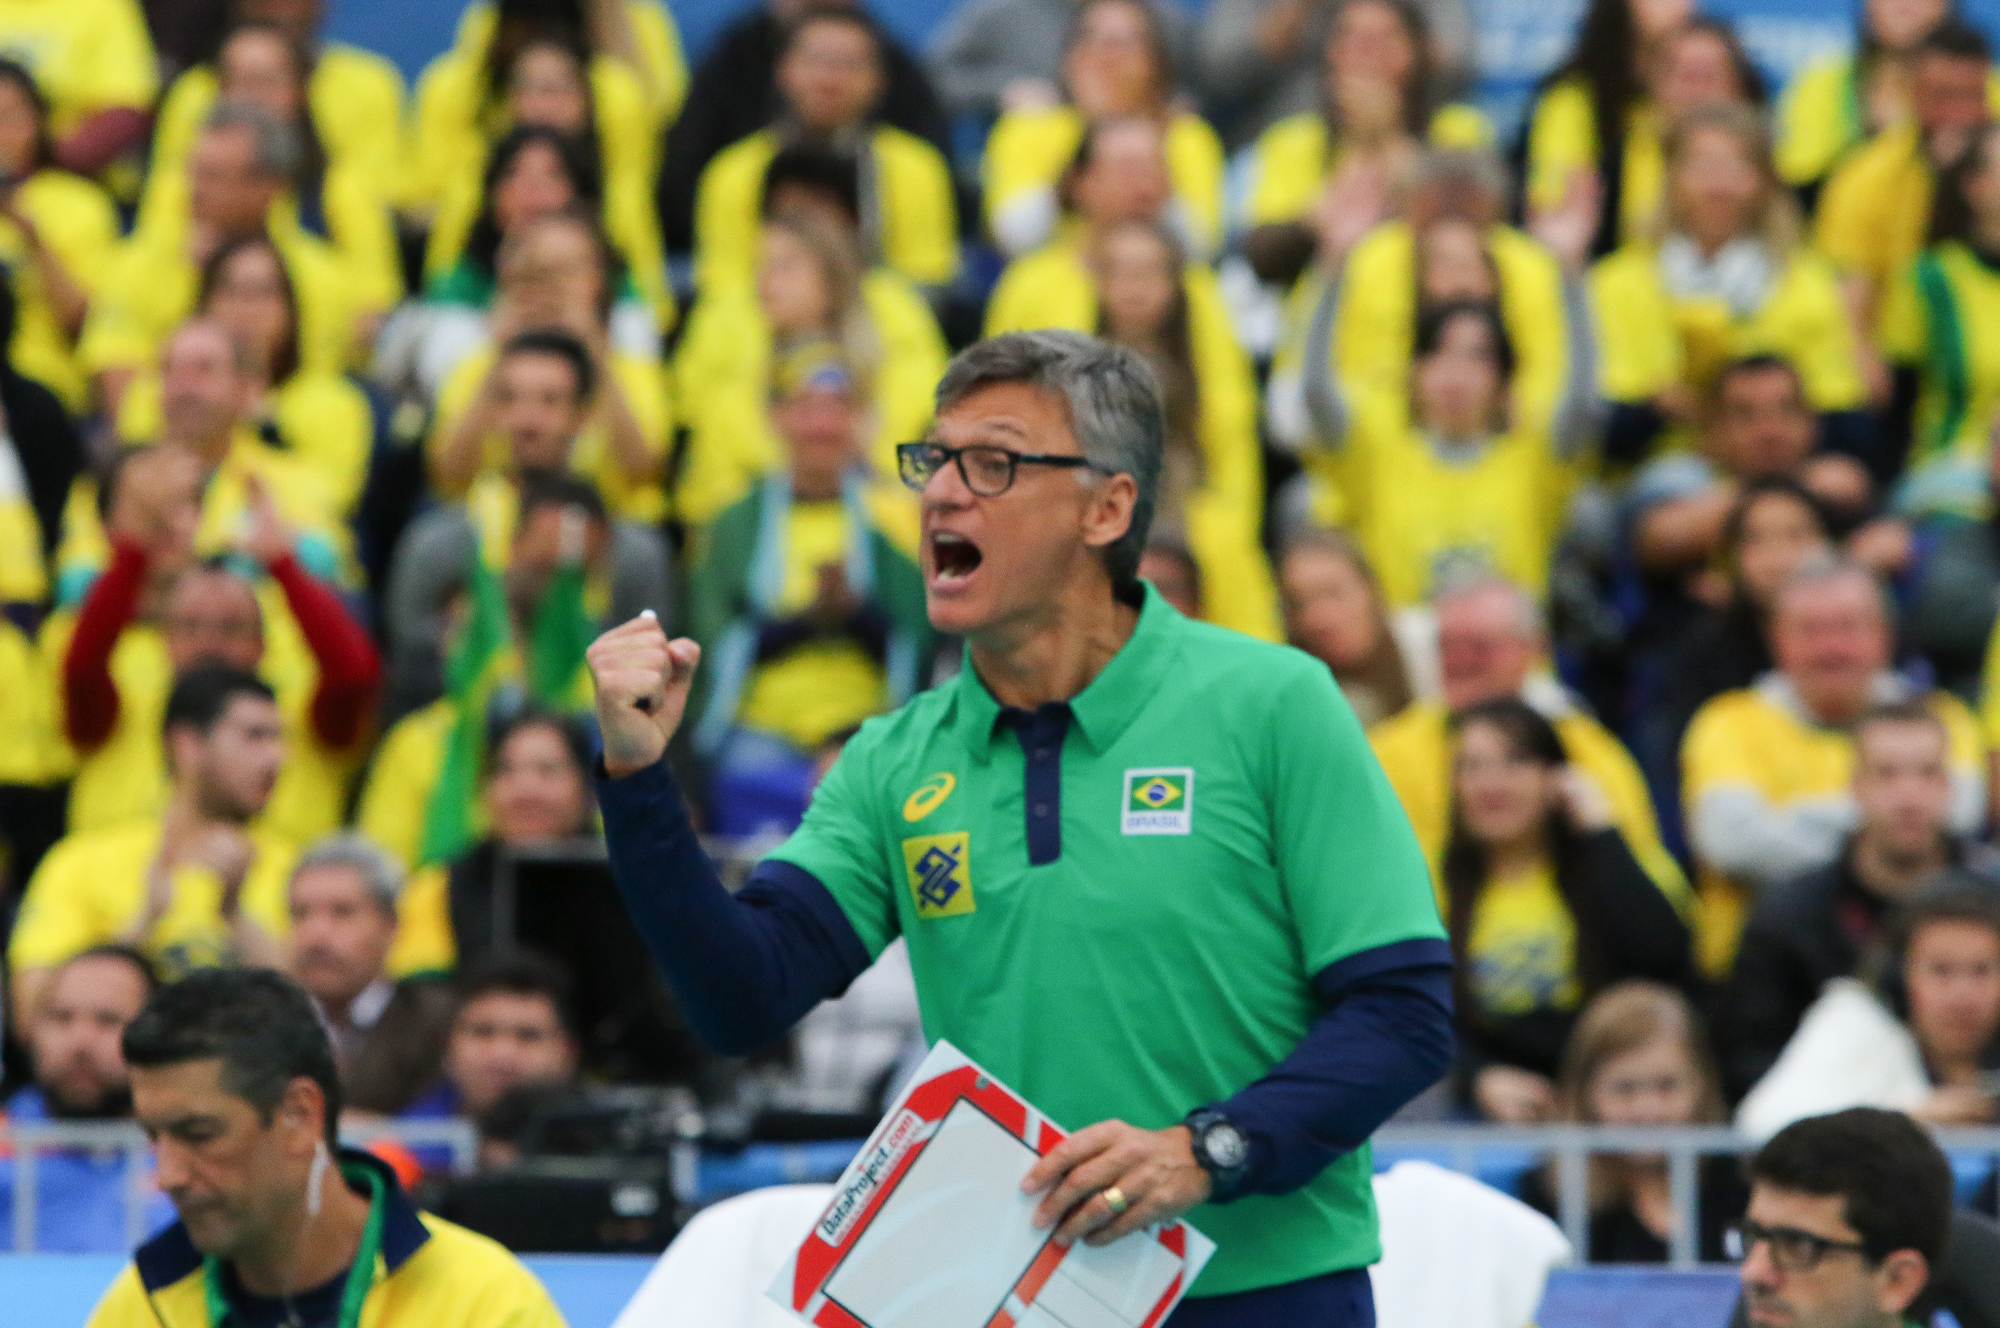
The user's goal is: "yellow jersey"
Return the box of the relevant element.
[1877,240,2000,518]
[983,106,1225,256]
[1815,123,1934,288]
[0,168,118,412]
[1525,77,1662,248]
[1242,103,1493,228]
[356,698,457,875]
[0,616,56,784]
[0,0,155,134]
[1466,860,1583,1018]
[695,125,959,292]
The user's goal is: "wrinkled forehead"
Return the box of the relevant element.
[931,381,1082,453]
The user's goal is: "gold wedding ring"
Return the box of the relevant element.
[1101,1185,1129,1216]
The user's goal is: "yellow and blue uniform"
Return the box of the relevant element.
[694,126,959,292]
[672,267,947,528]
[1877,240,2000,518]
[984,242,1280,641]
[83,1150,566,1328]
[0,167,118,412]
[0,0,155,135]
[1241,104,1493,229]
[1777,53,2000,190]
[1524,77,1663,249]
[982,106,1225,256]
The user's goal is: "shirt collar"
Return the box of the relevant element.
[948,583,1180,758]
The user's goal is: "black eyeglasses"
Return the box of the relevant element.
[895,442,1096,497]
[1724,1221,1871,1272]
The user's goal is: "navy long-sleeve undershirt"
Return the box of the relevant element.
[596,757,1455,1200]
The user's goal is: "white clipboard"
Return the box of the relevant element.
[767,1041,1216,1328]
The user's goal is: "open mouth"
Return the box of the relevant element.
[931,531,984,582]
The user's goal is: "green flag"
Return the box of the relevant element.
[417,551,510,867]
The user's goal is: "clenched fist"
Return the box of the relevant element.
[587,611,701,778]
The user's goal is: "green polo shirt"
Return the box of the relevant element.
[768,586,1444,1295]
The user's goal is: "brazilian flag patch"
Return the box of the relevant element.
[902,832,975,918]
[1122,768,1193,835]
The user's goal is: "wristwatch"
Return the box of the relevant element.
[1183,1108,1252,1200]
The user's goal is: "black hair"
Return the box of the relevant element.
[1063,0,1177,107]
[122,967,343,1145]
[1930,119,2000,245]
[0,57,53,174]
[1888,886,2000,972]
[1713,352,1807,405]
[0,257,20,352]
[456,949,579,1042]
[482,0,588,114]
[1540,0,1647,183]
[199,232,302,384]
[514,467,608,526]
[1414,299,1518,381]
[760,144,863,227]
[63,944,159,995]
[498,326,596,403]
[1750,1108,1953,1275]
[1324,0,1434,136]
[464,126,603,283]
[1671,17,1769,104]
[779,4,885,67]
[163,663,275,742]
[1856,697,1952,753]
[1720,474,1836,565]
[1918,14,1993,62]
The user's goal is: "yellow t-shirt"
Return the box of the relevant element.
[1815,123,1934,288]
[1466,860,1582,1019]
[0,465,45,604]
[1525,77,1662,248]
[77,222,357,380]
[0,168,119,412]
[1591,242,1865,417]
[356,698,457,876]
[695,125,959,292]
[0,616,57,784]
[983,242,1280,640]
[1682,682,1986,975]
[451,0,687,130]
[983,106,1225,256]
[1370,698,1688,903]
[10,819,296,981]
[1243,103,1493,228]
[0,0,155,134]
[673,266,946,529]
[1878,240,2000,517]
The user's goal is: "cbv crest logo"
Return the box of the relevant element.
[1122,768,1193,835]
[901,832,975,918]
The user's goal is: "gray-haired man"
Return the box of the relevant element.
[588,331,1452,1324]
[286,835,453,1115]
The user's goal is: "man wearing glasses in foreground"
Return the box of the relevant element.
[1730,1108,1952,1328]
[586,331,1453,1324]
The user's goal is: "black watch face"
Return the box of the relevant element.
[1204,1122,1248,1170]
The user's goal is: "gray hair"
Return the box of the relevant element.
[290,833,403,917]
[934,330,1163,587]
[202,100,303,182]
[1432,570,1545,640]
[1774,552,1893,624]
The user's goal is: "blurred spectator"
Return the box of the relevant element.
[1592,107,1868,463]
[1088,219,1277,638]
[53,438,378,843]
[1238,6,1488,287]
[406,950,581,1122]
[983,0,1224,258]
[1723,702,2000,1100]
[1817,18,1993,406]
[1371,576,1685,893]
[1200,0,1474,149]
[79,104,354,417]
[1520,981,1746,1262]
[0,263,83,611]
[690,346,931,836]
[1278,527,1415,727]
[695,6,958,293]
[1776,0,1989,197]
[286,834,456,1116]
[0,59,119,415]
[419,46,668,327]
[1444,699,1692,1123]
[1730,1109,1949,1328]
[659,0,947,255]
[927,0,1188,122]
[674,204,946,527]
[428,274,671,522]
[441,0,688,130]
[10,665,292,1023]
[1138,539,1201,618]
[0,946,172,1252]
[0,0,155,178]
[1738,890,2000,1135]
[1681,557,1985,976]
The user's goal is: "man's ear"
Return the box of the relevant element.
[1080,472,1138,553]
[277,1076,329,1154]
[1876,1249,1930,1317]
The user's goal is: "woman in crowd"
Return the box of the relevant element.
[1521,981,1747,1262]
[1592,105,1867,460]
[1090,218,1278,638]
[1277,527,1416,726]
[115,235,375,517]
[1446,699,1694,1124]
[428,207,671,522]
[1241,0,1490,289]
[673,208,947,528]
[982,0,1224,259]
[421,36,667,324]
[0,60,118,414]
[445,0,685,131]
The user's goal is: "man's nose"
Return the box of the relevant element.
[153,1140,192,1192]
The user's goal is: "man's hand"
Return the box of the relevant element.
[1474,1065,1557,1124]
[1021,1121,1213,1248]
[587,612,701,778]
[237,473,295,568]
[1311,158,1391,266]
[1529,169,1602,276]
[182,824,257,919]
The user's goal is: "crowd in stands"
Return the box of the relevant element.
[7,0,2000,1269]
